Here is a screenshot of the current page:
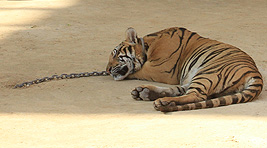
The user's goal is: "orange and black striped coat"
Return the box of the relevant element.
[106,27,263,112]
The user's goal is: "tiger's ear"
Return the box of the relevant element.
[125,27,138,44]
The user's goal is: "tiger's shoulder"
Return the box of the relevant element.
[143,27,210,50]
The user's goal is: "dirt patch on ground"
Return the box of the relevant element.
[0,0,267,147]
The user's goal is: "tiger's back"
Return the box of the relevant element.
[106,27,263,112]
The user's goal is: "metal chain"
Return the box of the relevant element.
[14,71,109,89]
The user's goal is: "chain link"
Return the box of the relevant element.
[14,71,109,88]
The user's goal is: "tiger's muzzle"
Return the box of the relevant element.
[106,64,131,81]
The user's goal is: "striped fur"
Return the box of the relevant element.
[106,27,263,112]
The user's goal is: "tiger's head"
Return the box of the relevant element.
[106,28,147,80]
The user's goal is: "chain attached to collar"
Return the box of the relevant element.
[14,71,109,88]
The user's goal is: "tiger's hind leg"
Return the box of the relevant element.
[131,85,187,101]
[153,93,206,111]
[153,79,210,111]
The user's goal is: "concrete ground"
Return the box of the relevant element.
[0,0,267,147]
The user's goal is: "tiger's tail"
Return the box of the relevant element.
[159,74,263,112]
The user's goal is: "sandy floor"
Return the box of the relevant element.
[1,0,267,147]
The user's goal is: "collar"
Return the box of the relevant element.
[140,37,145,53]
[139,37,147,64]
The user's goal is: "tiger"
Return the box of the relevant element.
[106,27,263,112]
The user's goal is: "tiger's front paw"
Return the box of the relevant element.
[131,85,164,101]
[153,98,176,111]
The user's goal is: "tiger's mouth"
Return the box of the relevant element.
[111,65,129,80]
